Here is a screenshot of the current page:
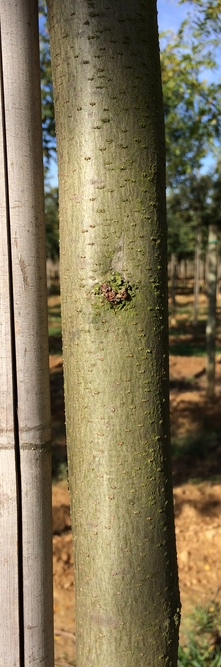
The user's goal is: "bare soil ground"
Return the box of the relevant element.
[49,291,221,666]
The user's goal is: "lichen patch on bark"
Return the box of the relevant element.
[93,271,136,312]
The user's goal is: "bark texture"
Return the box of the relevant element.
[47,1,181,665]
[0,1,53,664]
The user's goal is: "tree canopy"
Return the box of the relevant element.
[161,10,221,186]
[39,0,55,164]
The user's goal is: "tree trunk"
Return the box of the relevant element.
[206,224,218,398]
[47,1,180,665]
[193,224,201,326]
[170,252,177,320]
[0,2,54,664]
[180,259,187,286]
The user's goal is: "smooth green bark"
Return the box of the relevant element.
[47,1,180,665]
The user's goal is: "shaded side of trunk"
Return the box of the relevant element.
[0,2,54,664]
[206,224,218,398]
[47,1,180,665]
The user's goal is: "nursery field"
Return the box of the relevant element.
[48,289,221,666]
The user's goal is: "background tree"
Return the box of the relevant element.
[167,187,195,318]
[46,1,180,666]
[179,0,221,38]
[167,175,210,322]
[204,163,221,397]
[206,223,219,398]
[167,166,221,397]
[44,185,59,259]
[164,0,221,341]
[161,22,221,187]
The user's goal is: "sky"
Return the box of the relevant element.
[157,0,190,34]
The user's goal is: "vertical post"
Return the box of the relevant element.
[0,1,54,665]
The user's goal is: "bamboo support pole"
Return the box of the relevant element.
[0,2,54,664]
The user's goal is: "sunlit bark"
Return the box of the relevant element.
[47,1,181,665]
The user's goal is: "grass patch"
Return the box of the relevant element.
[171,431,221,484]
[169,340,207,356]
[48,303,61,329]
[52,461,68,484]
[49,333,62,355]
[48,323,62,337]
[169,306,194,316]
[168,305,221,357]
[48,310,61,324]
[171,432,215,461]
[170,340,221,356]
[172,429,221,463]
[48,301,62,354]
[178,602,221,666]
